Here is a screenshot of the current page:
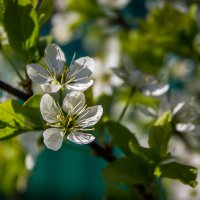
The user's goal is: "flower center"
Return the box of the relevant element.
[66,116,74,129]
[56,114,75,130]
[51,79,60,85]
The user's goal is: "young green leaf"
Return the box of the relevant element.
[0,0,7,23]
[154,162,198,188]
[0,100,43,140]
[24,94,42,108]
[129,139,162,163]
[37,0,54,27]
[103,156,150,185]
[3,0,39,60]
[106,121,139,156]
[148,111,172,157]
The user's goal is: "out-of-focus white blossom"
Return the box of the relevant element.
[140,92,200,135]
[164,55,194,79]
[40,91,103,150]
[51,12,81,44]
[53,0,68,11]
[97,0,130,9]
[92,37,122,97]
[113,65,169,96]
[145,0,188,13]
[19,131,42,170]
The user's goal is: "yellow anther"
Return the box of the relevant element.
[57,115,62,121]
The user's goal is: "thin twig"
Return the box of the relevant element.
[89,142,116,162]
[118,87,135,122]
[0,80,30,101]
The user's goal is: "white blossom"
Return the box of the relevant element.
[97,0,130,9]
[40,91,103,150]
[27,44,94,93]
[113,66,169,96]
[139,93,200,134]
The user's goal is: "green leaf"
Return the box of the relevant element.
[24,94,42,108]
[0,0,7,23]
[106,184,137,200]
[30,0,38,8]
[37,0,54,27]
[116,88,159,108]
[0,100,43,140]
[96,94,112,117]
[155,162,198,187]
[0,120,26,140]
[129,139,161,163]
[3,0,39,60]
[132,91,159,108]
[68,0,105,18]
[103,156,150,185]
[106,121,139,156]
[148,111,172,157]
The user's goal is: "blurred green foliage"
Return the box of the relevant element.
[0,0,200,200]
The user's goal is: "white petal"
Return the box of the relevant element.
[27,64,49,84]
[172,102,185,116]
[67,79,93,91]
[77,105,103,127]
[45,44,66,76]
[112,68,127,80]
[19,131,41,157]
[144,83,169,96]
[43,128,64,151]
[68,57,94,78]
[40,94,60,123]
[138,106,157,118]
[62,91,85,114]
[67,132,95,144]
[176,123,195,132]
[41,83,61,93]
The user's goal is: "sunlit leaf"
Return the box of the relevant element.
[148,111,172,157]
[0,100,42,140]
[3,0,39,60]
[155,162,198,187]
[24,94,42,108]
[37,0,54,27]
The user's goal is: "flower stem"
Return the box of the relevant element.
[59,89,63,105]
[118,87,135,122]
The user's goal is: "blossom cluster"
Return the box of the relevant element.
[27,44,103,151]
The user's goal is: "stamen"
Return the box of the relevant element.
[69,52,77,67]
[57,49,62,72]
[56,102,64,117]
[77,108,90,120]
[71,101,83,115]
[74,127,94,131]
[67,63,87,79]
[74,104,87,119]
[72,76,88,82]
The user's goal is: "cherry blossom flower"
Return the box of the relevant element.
[113,66,169,96]
[27,44,94,93]
[40,91,103,150]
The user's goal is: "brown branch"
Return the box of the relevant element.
[89,142,116,162]
[0,80,30,101]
